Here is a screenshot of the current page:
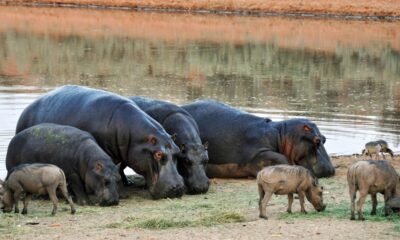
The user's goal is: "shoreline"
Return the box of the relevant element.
[1,0,400,20]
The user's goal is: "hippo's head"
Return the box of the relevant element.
[306,179,326,212]
[177,142,209,194]
[280,119,335,178]
[129,134,185,200]
[85,161,121,206]
[1,185,14,213]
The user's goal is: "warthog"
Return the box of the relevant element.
[257,165,326,219]
[347,160,399,220]
[1,163,76,215]
[362,140,394,160]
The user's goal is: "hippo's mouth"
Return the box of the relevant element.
[151,186,186,200]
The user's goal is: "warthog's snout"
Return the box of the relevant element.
[317,204,327,212]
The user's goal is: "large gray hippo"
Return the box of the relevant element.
[6,123,120,206]
[182,100,335,178]
[16,85,185,199]
[131,96,209,194]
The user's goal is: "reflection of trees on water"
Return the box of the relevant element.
[0,31,399,128]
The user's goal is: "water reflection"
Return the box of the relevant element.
[0,6,400,178]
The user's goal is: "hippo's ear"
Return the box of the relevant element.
[303,124,312,133]
[203,141,208,150]
[171,133,177,141]
[115,162,121,169]
[180,144,186,152]
[95,162,103,173]
[148,135,158,145]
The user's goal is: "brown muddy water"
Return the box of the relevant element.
[0,6,399,178]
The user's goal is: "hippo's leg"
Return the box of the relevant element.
[12,185,23,214]
[287,193,294,213]
[69,173,89,205]
[357,190,368,220]
[259,190,272,220]
[21,193,31,215]
[298,191,307,214]
[250,151,289,177]
[370,194,378,215]
[47,186,59,215]
[58,182,76,214]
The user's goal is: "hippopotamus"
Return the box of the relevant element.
[130,96,209,194]
[2,163,75,215]
[16,85,185,199]
[6,123,120,206]
[182,100,335,178]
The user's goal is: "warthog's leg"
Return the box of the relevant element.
[298,191,307,214]
[47,186,58,215]
[371,194,378,215]
[21,193,31,215]
[259,186,272,219]
[58,182,76,214]
[287,193,294,213]
[357,190,368,220]
[349,187,357,220]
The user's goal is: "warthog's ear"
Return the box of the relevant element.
[203,141,208,150]
[303,124,312,133]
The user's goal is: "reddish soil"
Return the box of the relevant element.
[1,0,400,18]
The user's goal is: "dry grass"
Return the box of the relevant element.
[1,156,400,240]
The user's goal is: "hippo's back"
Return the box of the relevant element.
[6,123,96,171]
[131,96,191,123]
[182,100,271,164]
[16,85,133,134]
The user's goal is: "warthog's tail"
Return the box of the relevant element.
[347,164,358,200]
[257,173,265,200]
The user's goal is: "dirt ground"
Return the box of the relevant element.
[1,155,400,240]
[1,0,400,18]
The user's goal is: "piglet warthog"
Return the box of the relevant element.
[2,163,76,215]
[347,160,399,220]
[257,165,326,219]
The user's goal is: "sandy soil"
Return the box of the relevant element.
[2,155,400,240]
[1,0,400,18]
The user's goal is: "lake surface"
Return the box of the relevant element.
[0,6,399,178]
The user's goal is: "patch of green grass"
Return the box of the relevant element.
[106,211,246,229]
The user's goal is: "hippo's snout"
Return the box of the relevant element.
[151,184,186,200]
[186,181,210,195]
[99,199,119,206]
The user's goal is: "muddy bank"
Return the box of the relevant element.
[1,0,400,19]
